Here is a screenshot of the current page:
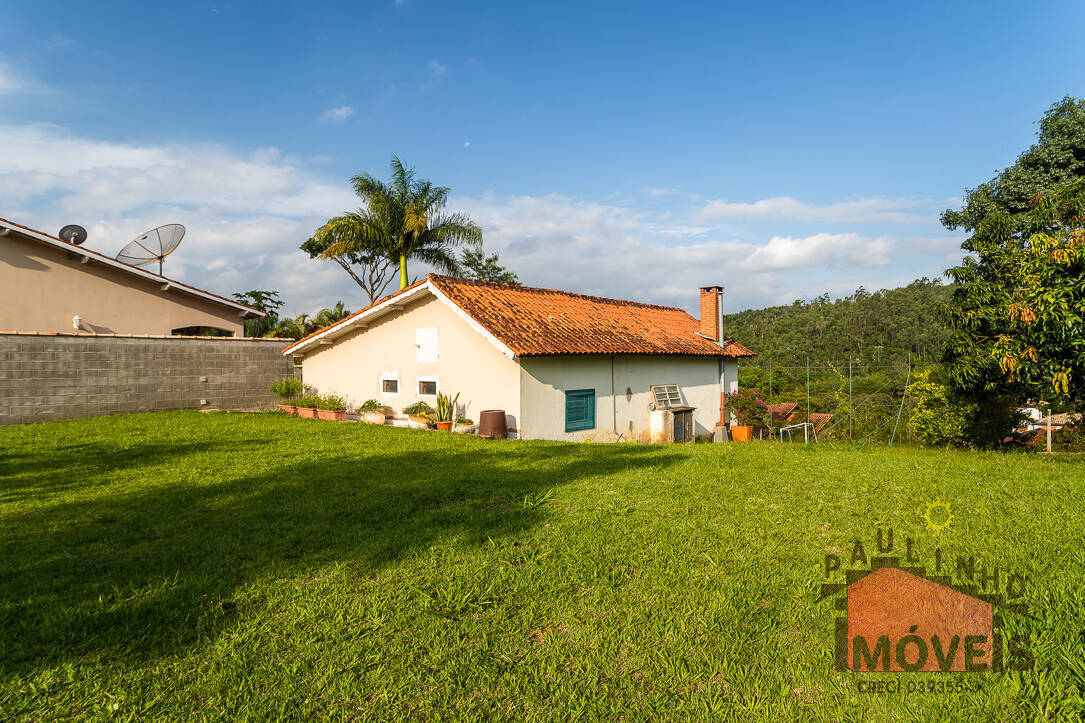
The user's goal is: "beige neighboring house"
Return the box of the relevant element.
[0,218,264,336]
[284,275,755,442]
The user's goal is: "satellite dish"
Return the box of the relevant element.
[59,225,88,246]
[116,224,185,275]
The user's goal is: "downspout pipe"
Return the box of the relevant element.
[717,288,727,426]
[611,354,622,441]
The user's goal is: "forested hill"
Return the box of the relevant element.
[723,278,954,364]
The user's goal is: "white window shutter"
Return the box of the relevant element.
[416,328,438,363]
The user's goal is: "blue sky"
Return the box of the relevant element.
[2,1,1083,315]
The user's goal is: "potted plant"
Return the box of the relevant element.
[316,393,348,422]
[403,401,435,428]
[452,415,475,434]
[728,388,770,442]
[359,399,389,425]
[433,392,460,431]
[270,378,303,415]
[294,394,320,419]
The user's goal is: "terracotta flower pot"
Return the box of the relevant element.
[297,406,317,419]
[362,410,388,425]
[435,420,453,432]
[317,409,346,421]
[278,404,297,416]
[731,425,753,442]
[452,423,475,434]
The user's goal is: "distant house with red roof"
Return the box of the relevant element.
[284,276,754,441]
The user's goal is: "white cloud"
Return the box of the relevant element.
[0,60,25,95]
[0,121,957,317]
[463,141,471,148]
[696,196,932,224]
[644,186,677,197]
[455,193,918,310]
[0,122,358,314]
[321,105,355,122]
[422,60,447,90]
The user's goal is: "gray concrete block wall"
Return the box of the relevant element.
[0,334,300,425]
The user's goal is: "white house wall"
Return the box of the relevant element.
[518,355,726,442]
[297,295,521,428]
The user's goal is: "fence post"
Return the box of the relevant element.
[806,356,811,424]
[848,356,853,441]
[890,353,912,446]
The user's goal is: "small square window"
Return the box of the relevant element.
[419,380,437,396]
[382,378,399,394]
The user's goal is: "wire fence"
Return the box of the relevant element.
[738,354,916,445]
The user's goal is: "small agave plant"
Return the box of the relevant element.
[434,392,461,424]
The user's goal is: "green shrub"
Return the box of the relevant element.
[403,401,435,418]
[906,370,974,447]
[318,394,348,411]
[359,399,386,412]
[270,378,303,399]
[728,388,770,427]
[293,395,321,409]
[1053,425,1085,452]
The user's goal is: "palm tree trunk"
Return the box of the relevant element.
[399,254,408,289]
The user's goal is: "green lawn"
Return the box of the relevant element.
[1,412,1083,720]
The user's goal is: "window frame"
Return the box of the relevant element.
[564,388,596,432]
[380,371,400,397]
[417,375,439,398]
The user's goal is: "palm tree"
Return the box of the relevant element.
[265,313,309,339]
[319,156,482,290]
[312,301,351,329]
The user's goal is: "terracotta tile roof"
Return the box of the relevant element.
[0,217,264,316]
[809,412,833,433]
[284,274,757,358]
[768,402,800,422]
[428,275,755,357]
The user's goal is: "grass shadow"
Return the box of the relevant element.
[0,418,683,679]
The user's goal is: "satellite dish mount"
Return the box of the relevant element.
[116,224,185,275]
[59,225,89,246]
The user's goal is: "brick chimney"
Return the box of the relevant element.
[699,286,724,342]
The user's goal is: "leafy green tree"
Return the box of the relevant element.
[266,313,309,339]
[232,290,283,337]
[318,156,483,290]
[459,248,520,284]
[943,178,1085,413]
[939,98,1085,445]
[942,97,1085,234]
[724,278,953,366]
[301,223,396,303]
